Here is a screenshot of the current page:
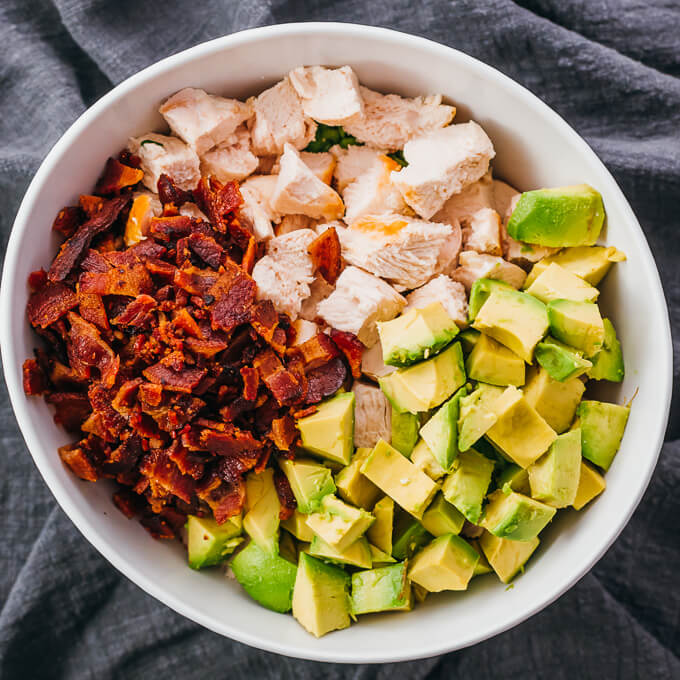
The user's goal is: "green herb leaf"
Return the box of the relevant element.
[305,124,363,153]
[140,139,164,148]
[387,150,408,167]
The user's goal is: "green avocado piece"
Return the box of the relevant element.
[378,301,459,367]
[442,449,495,524]
[369,543,397,566]
[588,318,624,382]
[334,447,381,510]
[292,553,350,638]
[466,333,525,387]
[408,534,479,592]
[186,515,242,569]
[231,541,297,613]
[458,328,481,354]
[572,460,607,510]
[495,464,530,495]
[547,299,605,357]
[351,562,412,615]
[577,400,630,470]
[280,458,336,514]
[418,386,467,472]
[243,468,280,555]
[535,336,592,382]
[309,535,373,569]
[468,278,514,322]
[469,538,493,576]
[523,366,585,434]
[306,494,374,552]
[506,184,605,247]
[367,496,394,554]
[479,531,540,583]
[526,262,599,304]
[390,408,420,456]
[457,383,505,451]
[421,492,465,537]
[297,392,355,465]
[281,509,316,542]
[392,511,433,560]
[410,438,448,480]
[481,489,556,541]
[528,429,582,507]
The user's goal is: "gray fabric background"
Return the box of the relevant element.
[1,1,678,677]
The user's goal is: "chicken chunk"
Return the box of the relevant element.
[462,207,502,256]
[392,121,496,219]
[361,341,395,381]
[128,133,200,192]
[344,87,455,151]
[492,178,519,220]
[289,65,364,126]
[249,78,317,156]
[239,174,280,241]
[331,145,387,192]
[291,319,319,345]
[352,381,391,448]
[272,151,336,185]
[432,171,495,224]
[317,266,406,347]
[199,126,258,182]
[159,88,252,155]
[275,214,319,237]
[451,251,527,291]
[299,276,335,322]
[251,229,317,319]
[405,275,469,328]
[271,144,344,220]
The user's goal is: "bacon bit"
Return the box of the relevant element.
[184,335,228,357]
[208,260,256,333]
[79,292,110,331]
[270,415,298,452]
[240,366,259,401]
[79,194,105,218]
[138,382,163,407]
[95,157,144,195]
[274,470,297,520]
[129,239,167,261]
[188,232,223,269]
[149,215,193,241]
[250,300,279,345]
[22,359,48,395]
[67,312,119,387]
[112,295,157,327]
[241,236,257,274]
[330,329,364,378]
[200,425,264,456]
[173,264,219,296]
[193,177,242,232]
[145,258,177,280]
[218,455,259,483]
[157,173,192,207]
[88,384,127,438]
[80,249,111,273]
[292,404,318,419]
[197,471,245,524]
[253,349,303,406]
[45,392,92,432]
[139,449,196,504]
[171,307,201,338]
[80,262,153,298]
[27,282,79,329]
[143,352,206,393]
[305,357,347,404]
[140,513,177,539]
[308,227,342,284]
[28,269,48,292]
[112,488,145,519]
[52,206,82,238]
[111,379,143,417]
[294,333,340,370]
[59,442,99,481]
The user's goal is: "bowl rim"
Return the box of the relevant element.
[1,21,673,664]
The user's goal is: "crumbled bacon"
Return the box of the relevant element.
[330,329,364,379]
[52,207,82,238]
[305,357,348,404]
[208,260,256,332]
[27,282,79,329]
[308,227,342,284]
[45,392,92,432]
[293,333,340,370]
[157,173,192,207]
[143,352,206,393]
[22,358,48,395]
[94,157,144,195]
[240,366,259,401]
[59,442,99,482]
[274,470,297,520]
[67,313,119,387]
[188,232,223,269]
[270,415,298,452]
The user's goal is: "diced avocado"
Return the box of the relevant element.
[486,386,557,468]
[281,509,316,542]
[523,366,585,434]
[459,328,481,354]
[306,494,374,552]
[535,336,592,382]
[547,299,605,357]
[506,184,605,247]
[410,438,447,480]
[309,535,372,569]
[292,553,350,638]
[369,543,397,566]
[419,386,467,472]
[231,541,297,613]
[479,531,540,583]
[457,383,505,451]
[390,409,420,456]
[588,318,624,382]
[466,333,525,387]
[408,534,479,592]
[243,468,280,554]
[280,458,336,514]
[334,447,381,510]
[468,278,514,322]
[412,582,429,603]
[473,289,549,363]
[297,392,355,466]
[442,449,494,523]
[421,492,465,537]
[367,496,394,554]
[572,460,607,510]
[378,302,459,367]
[526,262,599,304]
[469,538,493,576]
[392,512,433,560]
[279,529,299,564]
[360,439,439,519]
[186,514,242,570]
[577,400,630,470]
[496,464,530,495]
[379,342,466,414]
[351,562,412,615]
[482,489,556,541]
[528,430,582,507]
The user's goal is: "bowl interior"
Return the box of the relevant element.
[1,24,671,663]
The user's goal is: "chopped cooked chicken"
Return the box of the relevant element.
[492,178,519,220]
[352,381,391,448]
[299,276,335,322]
[291,319,319,345]
[344,87,455,151]
[435,222,463,276]
[275,214,319,236]
[249,78,317,156]
[452,250,527,290]
[128,133,200,192]
[317,266,406,347]
[432,170,495,224]
[271,144,344,220]
[159,87,252,155]
[239,174,280,241]
[272,151,336,185]
[124,191,162,246]
[289,65,363,126]
[405,275,469,328]
[315,220,347,235]
[199,126,259,182]
[251,229,317,319]
[361,341,395,381]
[256,155,278,174]
[392,122,496,219]
[461,207,502,256]
[331,145,387,191]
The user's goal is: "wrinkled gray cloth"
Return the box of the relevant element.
[1,1,678,677]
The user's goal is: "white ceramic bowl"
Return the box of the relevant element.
[1,23,672,663]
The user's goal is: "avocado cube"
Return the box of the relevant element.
[442,449,494,524]
[367,496,394,554]
[458,328,481,354]
[421,492,465,537]
[379,342,466,414]
[334,447,381,510]
[468,278,514,322]
[186,514,242,570]
[391,409,420,456]
[466,333,525,387]
[526,262,599,304]
[528,430,582,507]
[243,468,280,555]
[408,534,480,592]
[360,440,439,519]
[309,535,373,569]
[351,562,412,615]
[297,391,355,466]
[457,383,505,451]
[482,490,556,541]
[419,386,467,472]
[378,301,459,367]
[506,184,605,247]
[392,512,433,560]
[468,538,493,576]
[535,336,592,382]
[577,400,630,470]
[479,531,540,583]
[523,366,585,434]
[279,458,336,514]
[292,553,350,637]
[473,289,549,363]
[306,495,374,552]
[410,438,447,481]
[496,464,530,495]
[486,386,557,468]
[369,543,397,566]
[231,541,297,613]
[547,299,605,358]
[572,460,607,510]
[588,318,624,382]
[281,509,316,542]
